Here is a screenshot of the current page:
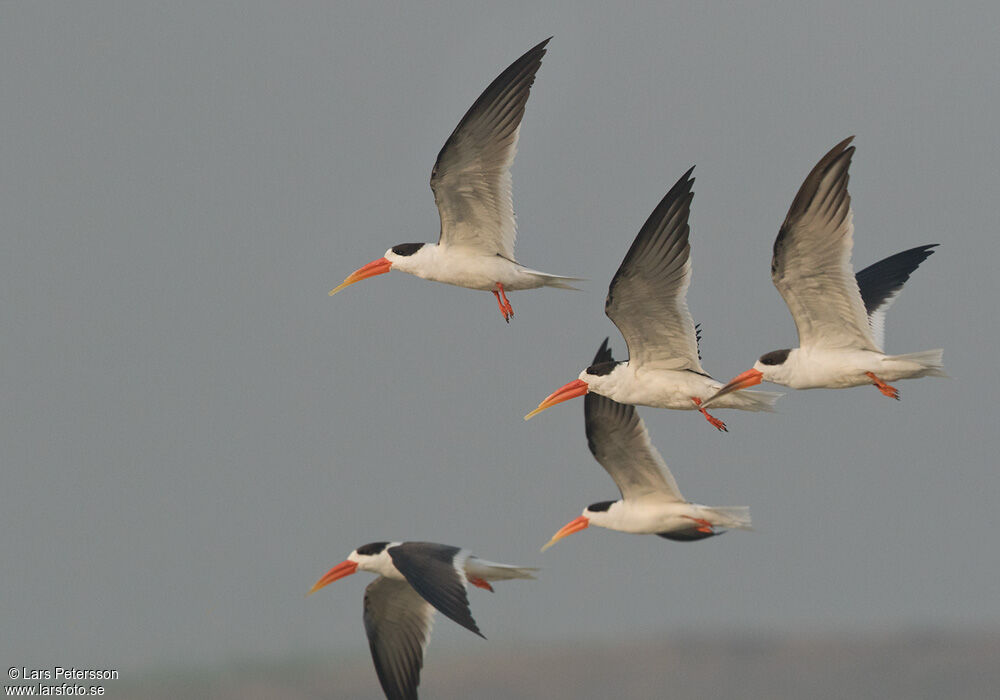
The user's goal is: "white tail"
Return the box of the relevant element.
[705,506,753,531]
[890,348,946,377]
[721,389,783,412]
[529,270,585,291]
[467,558,539,581]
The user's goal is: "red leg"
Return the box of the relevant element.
[491,290,511,323]
[866,372,900,400]
[691,397,727,432]
[467,576,494,592]
[681,515,715,534]
[495,283,514,321]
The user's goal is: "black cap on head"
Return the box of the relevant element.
[587,500,615,513]
[391,243,425,257]
[586,338,620,376]
[356,541,390,556]
[758,349,791,366]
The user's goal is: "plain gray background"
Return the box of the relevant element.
[2,0,997,683]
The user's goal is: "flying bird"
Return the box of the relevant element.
[309,540,536,700]
[329,38,580,322]
[525,168,780,430]
[542,342,751,550]
[701,137,944,407]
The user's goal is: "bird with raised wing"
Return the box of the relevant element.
[702,137,944,408]
[542,342,752,551]
[330,38,579,322]
[310,541,536,700]
[525,168,780,430]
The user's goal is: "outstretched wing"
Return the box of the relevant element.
[431,39,550,259]
[771,136,877,351]
[605,168,703,371]
[362,577,435,700]
[584,391,684,503]
[855,244,938,351]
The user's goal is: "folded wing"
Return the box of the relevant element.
[388,542,484,638]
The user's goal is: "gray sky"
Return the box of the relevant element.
[2,0,998,680]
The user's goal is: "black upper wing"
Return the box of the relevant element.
[388,542,484,638]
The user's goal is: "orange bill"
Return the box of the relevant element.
[540,515,590,552]
[329,257,392,296]
[524,379,589,420]
[308,560,358,595]
[701,368,763,408]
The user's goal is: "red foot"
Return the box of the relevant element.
[866,372,899,400]
[467,576,494,592]
[691,397,727,432]
[491,286,514,323]
[682,516,715,534]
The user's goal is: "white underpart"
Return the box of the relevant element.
[587,500,752,535]
[386,245,579,292]
[582,362,780,411]
[757,347,946,390]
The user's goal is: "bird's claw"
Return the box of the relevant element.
[467,576,494,592]
[682,516,715,534]
[493,284,514,323]
[692,397,728,432]
[704,413,728,432]
[866,372,900,400]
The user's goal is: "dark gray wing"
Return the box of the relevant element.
[605,168,704,371]
[584,391,684,503]
[363,577,435,700]
[431,38,550,258]
[591,337,614,365]
[771,137,877,351]
[855,244,938,350]
[657,528,718,542]
[388,542,484,638]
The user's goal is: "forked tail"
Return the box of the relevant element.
[531,270,585,291]
[468,559,539,581]
[720,389,783,412]
[890,348,946,377]
[705,506,753,531]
